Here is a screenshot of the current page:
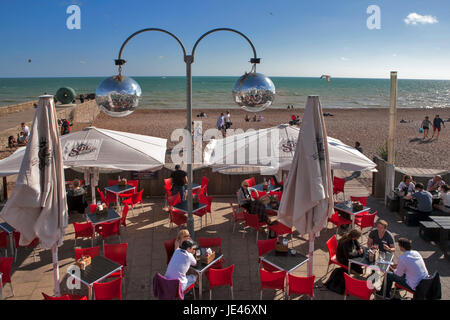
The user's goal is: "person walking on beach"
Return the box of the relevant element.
[421,116,432,139]
[431,114,445,140]
[216,113,225,135]
[224,111,232,130]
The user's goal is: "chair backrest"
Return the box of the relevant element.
[269,191,282,201]
[153,272,182,300]
[350,196,367,206]
[164,238,177,265]
[201,176,209,188]
[73,222,94,238]
[90,204,98,213]
[199,237,222,249]
[75,246,100,260]
[326,235,338,259]
[257,238,277,257]
[251,191,259,200]
[121,204,130,226]
[104,243,128,267]
[168,193,181,206]
[127,180,139,189]
[260,268,286,291]
[288,274,315,297]
[93,277,122,300]
[333,177,346,194]
[97,220,121,239]
[97,188,107,203]
[0,257,13,284]
[360,211,377,228]
[164,178,172,190]
[246,177,256,187]
[414,271,441,300]
[0,231,7,249]
[344,273,374,300]
[107,179,118,187]
[207,265,234,289]
[244,212,260,229]
[132,189,144,204]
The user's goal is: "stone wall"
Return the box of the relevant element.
[0,100,37,116]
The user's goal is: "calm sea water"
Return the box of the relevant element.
[0,76,449,109]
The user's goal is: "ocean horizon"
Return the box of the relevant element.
[1,76,449,110]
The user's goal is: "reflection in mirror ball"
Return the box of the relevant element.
[232,72,275,112]
[95,76,142,117]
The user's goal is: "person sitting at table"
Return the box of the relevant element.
[404,183,433,216]
[427,175,446,193]
[337,229,364,274]
[434,184,450,213]
[165,239,197,292]
[367,220,395,253]
[170,164,188,199]
[381,237,428,299]
[67,179,87,213]
[237,180,271,224]
[397,175,415,194]
[174,229,191,251]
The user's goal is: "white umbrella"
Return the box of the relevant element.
[0,95,68,296]
[203,124,376,174]
[277,96,334,277]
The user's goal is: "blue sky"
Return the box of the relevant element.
[0,0,449,79]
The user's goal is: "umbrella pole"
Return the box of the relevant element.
[52,245,61,297]
[307,232,314,277]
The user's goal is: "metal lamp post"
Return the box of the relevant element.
[95,28,275,239]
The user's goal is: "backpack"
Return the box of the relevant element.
[324,267,346,295]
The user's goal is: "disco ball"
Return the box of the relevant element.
[95,76,142,117]
[232,72,275,112]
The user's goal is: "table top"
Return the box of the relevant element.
[173,201,207,214]
[252,183,281,193]
[67,256,122,286]
[104,184,136,194]
[191,252,224,274]
[261,249,309,273]
[0,222,15,234]
[430,216,450,229]
[349,248,394,273]
[334,203,370,216]
[86,208,121,225]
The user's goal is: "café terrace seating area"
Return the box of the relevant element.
[1,171,449,301]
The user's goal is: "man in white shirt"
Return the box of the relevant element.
[165,239,197,291]
[382,237,428,299]
[21,122,30,138]
[224,111,231,129]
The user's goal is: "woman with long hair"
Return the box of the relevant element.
[337,228,364,274]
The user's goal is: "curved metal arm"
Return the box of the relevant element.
[191,28,259,64]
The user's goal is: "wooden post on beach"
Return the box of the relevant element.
[385,71,397,204]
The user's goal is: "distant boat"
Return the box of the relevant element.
[320,75,331,82]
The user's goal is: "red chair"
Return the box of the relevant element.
[13,231,39,263]
[93,277,122,300]
[96,220,121,250]
[328,211,352,234]
[42,292,87,300]
[194,196,209,229]
[107,180,118,187]
[269,191,282,201]
[164,178,172,191]
[121,189,144,215]
[268,222,293,242]
[199,237,224,270]
[350,196,367,206]
[164,188,173,208]
[245,177,256,187]
[104,243,128,284]
[168,193,181,207]
[354,211,377,233]
[270,177,276,186]
[0,257,14,297]
[199,194,213,224]
[97,188,112,207]
[0,231,7,256]
[74,246,100,260]
[164,238,176,265]
[287,274,315,299]
[326,235,348,275]
[259,268,286,300]
[120,204,130,228]
[333,176,346,201]
[229,202,245,232]
[206,265,235,300]
[73,222,95,247]
[243,212,267,241]
[344,273,375,300]
[89,204,97,213]
[257,238,278,272]
[169,207,187,229]
[251,190,260,200]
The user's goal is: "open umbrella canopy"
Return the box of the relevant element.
[203,123,376,174]
[0,127,167,176]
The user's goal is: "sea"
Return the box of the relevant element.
[0,76,449,109]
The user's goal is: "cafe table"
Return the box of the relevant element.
[104,184,136,208]
[260,249,309,273]
[190,250,224,300]
[252,183,281,193]
[348,248,394,299]
[67,255,123,300]
[173,200,207,214]
[0,221,16,257]
[334,202,371,228]
[86,208,121,227]
[429,216,450,258]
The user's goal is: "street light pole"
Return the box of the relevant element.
[185,54,194,237]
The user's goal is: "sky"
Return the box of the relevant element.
[0,0,449,79]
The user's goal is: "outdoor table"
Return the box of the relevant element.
[252,183,281,193]
[429,216,450,257]
[67,255,122,300]
[173,200,207,214]
[104,184,136,208]
[0,221,16,257]
[190,250,224,300]
[86,208,121,226]
[260,249,309,273]
[348,248,394,299]
[334,203,370,228]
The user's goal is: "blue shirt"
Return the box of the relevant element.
[433,117,444,128]
[412,190,433,212]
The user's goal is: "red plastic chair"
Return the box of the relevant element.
[245,177,256,188]
[0,257,14,297]
[73,222,94,247]
[243,212,267,241]
[268,222,293,241]
[326,235,348,275]
[168,193,181,207]
[169,207,187,229]
[96,220,121,250]
[93,277,122,300]
[355,211,377,233]
[13,231,39,263]
[107,180,118,187]
[269,191,282,201]
[97,188,112,207]
[0,232,7,256]
[344,273,375,300]
[74,246,100,260]
[121,204,130,228]
[89,204,97,213]
[229,202,245,232]
[333,177,346,200]
[287,274,315,299]
[328,211,352,234]
[206,265,235,300]
[350,196,367,206]
[118,180,138,200]
[121,189,144,214]
[260,268,286,300]
[198,194,213,224]
[164,178,172,191]
[194,196,209,229]
[104,243,128,282]
[42,292,87,300]
[164,238,176,265]
[199,237,224,270]
[257,238,279,272]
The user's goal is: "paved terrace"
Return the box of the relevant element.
[2,192,449,300]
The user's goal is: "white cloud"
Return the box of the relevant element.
[404,13,438,25]
[340,57,349,61]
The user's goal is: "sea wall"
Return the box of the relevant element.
[0,100,38,116]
